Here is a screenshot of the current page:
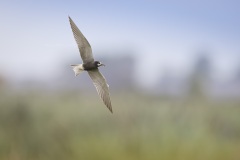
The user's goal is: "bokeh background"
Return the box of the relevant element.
[1,0,240,160]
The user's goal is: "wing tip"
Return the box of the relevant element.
[107,103,113,113]
[109,107,113,113]
[68,16,74,24]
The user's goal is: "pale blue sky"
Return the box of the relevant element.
[1,0,240,87]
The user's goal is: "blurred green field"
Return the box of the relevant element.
[0,90,240,160]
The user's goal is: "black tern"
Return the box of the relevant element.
[69,16,113,113]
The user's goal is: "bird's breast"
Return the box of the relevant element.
[83,62,97,71]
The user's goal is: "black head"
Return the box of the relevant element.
[94,61,105,67]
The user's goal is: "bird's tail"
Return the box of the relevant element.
[71,64,84,76]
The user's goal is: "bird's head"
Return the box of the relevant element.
[95,61,105,67]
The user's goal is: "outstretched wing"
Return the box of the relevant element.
[69,16,94,63]
[88,69,113,113]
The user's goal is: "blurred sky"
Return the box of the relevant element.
[1,0,240,86]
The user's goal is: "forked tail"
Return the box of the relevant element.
[71,64,84,76]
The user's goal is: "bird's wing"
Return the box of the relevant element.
[88,69,113,113]
[69,16,94,63]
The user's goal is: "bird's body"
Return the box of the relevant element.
[69,16,113,113]
[83,61,103,71]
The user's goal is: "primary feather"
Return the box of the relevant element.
[88,70,113,113]
[69,16,94,63]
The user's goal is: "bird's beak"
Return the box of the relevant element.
[99,63,105,67]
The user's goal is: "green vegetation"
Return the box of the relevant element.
[0,91,240,160]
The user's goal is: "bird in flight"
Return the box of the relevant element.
[69,16,113,113]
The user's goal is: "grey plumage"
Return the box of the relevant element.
[69,16,113,113]
[69,17,94,63]
[88,70,112,112]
